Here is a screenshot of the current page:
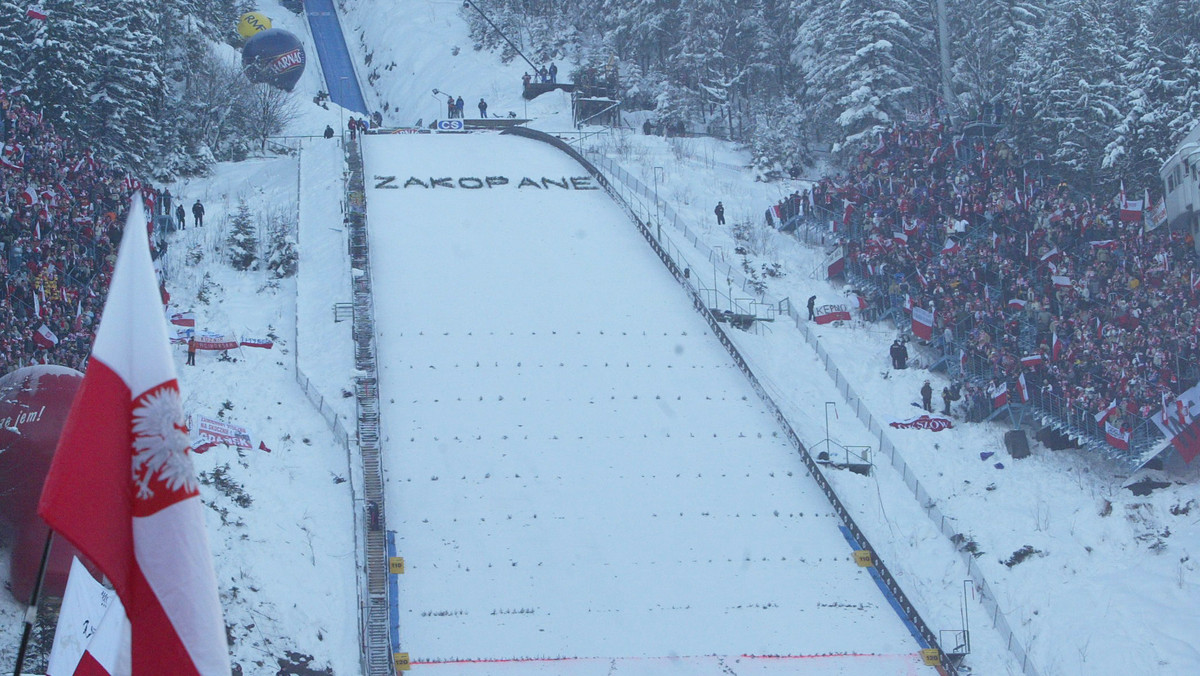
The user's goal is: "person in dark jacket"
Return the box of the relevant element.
[807,295,817,320]
[921,380,933,412]
[714,201,725,225]
[478,98,488,118]
[455,96,465,118]
[890,339,908,369]
[192,200,205,228]
[942,387,953,415]
[175,204,186,230]
[324,125,334,139]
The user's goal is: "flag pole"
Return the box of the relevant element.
[12,529,54,676]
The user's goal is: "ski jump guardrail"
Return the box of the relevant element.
[342,136,395,676]
[500,126,957,675]
[566,138,1043,676]
[294,137,374,676]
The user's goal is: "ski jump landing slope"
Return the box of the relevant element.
[363,132,934,675]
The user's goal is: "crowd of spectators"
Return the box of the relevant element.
[0,86,157,375]
[799,116,1199,439]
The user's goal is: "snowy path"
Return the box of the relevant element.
[363,132,935,673]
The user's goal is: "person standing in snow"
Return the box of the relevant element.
[890,339,908,369]
[478,98,488,118]
[324,125,334,139]
[807,295,817,321]
[714,201,725,225]
[942,387,954,415]
[175,203,186,230]
[455,96,465,118]
[447,95,456,118]
[186,337,197,366]
[192,199,205,228]
[921,380,933,412]
[548,62,558,83]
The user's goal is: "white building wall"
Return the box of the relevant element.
[1160,122,1200,253]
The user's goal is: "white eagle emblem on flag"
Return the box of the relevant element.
[131,383,198,500]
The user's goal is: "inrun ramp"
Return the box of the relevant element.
[305,0,369,115]
[363,133,935,675]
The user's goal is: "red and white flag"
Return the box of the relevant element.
[34,323,58,348]
[26,4,47,20]
[941,238,961,255]
[1105,420,1131,451]
[1051,332,1063,360]
[169,311,195,327]
[38,196,231,676]
[1094,400,1118,425]
[989,382,1008,409]
[1017,373,1029,403]
[892,231,908,246]
[1007,298,1027,311]
[1051,275,1072,288]
[1020,353,1043,368]
[911,305,934,341]
[1119,181,1143,223]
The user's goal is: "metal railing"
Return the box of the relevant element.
[576,143,1045,676]
[497,127,967,674]
[342,134,395,676]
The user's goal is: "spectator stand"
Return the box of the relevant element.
[800,115,1192,471]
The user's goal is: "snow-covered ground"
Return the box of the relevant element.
[6,1,1200,675]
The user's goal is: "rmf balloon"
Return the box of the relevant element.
[241,28,306,92]
[237,11,272,39]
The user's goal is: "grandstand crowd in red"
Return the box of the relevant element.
[793,118,1199,432]
[1,87,163,376]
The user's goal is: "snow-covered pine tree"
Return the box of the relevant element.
[226,197,259,271]
[822,0,936,151]
[1013,0,1124,184]
[23,0,105,131]
[0,2,38,86]
[948,0,1046,120]
[265,212,298,279]
[89,3,165,172]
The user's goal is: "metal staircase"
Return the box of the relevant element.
[344,135,395,675]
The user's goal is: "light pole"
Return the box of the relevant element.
[653,166,664,242]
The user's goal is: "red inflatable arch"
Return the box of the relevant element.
[0,365,96,602]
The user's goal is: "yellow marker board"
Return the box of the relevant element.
[394,652,411,671]
[853,550,873,567]
[921,648,941,666]
[389,556,406,574]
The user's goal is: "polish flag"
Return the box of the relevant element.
[38,196,231,676]
[1094,400,1118,425]
[1105,420,1131,451]
[1051,275,1072,288]
[1007,298,1027,311]
[34,323,58,348]
[1017,373,1029,403]
[49,560,131,676]
[989,382,1008,409]
[911,305,934,341]
[892,231,908,246]
[1020,353,1043,368]
[26,4,47,20]
[941,238,961,255]
[1051,332,1063,361]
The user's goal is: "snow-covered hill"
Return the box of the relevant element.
[6,1,1200,675]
